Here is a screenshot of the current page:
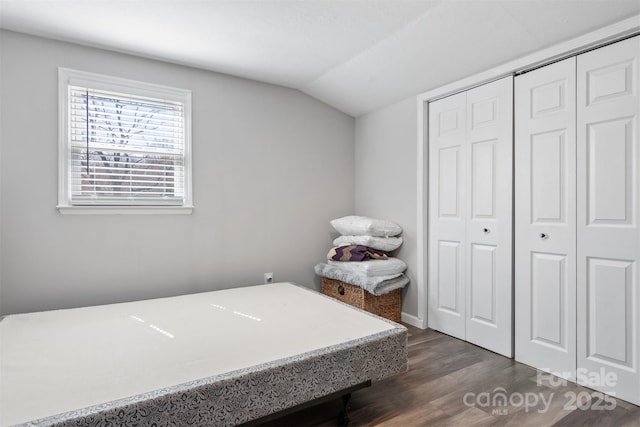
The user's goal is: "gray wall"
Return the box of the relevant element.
[354,97,418,318]
[0,31,355,315]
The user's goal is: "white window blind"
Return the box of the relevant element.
[58,69,192,213]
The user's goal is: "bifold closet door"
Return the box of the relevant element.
[429,77,513,357]
[515,35,640,404]
[428,91,467,341]
[465,79,513,357]
[576,35,640,403]
[514,57,577,380]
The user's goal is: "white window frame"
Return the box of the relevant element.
[57,68,193,214]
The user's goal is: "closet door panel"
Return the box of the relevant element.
[436,241,462,312]
[530,252,568,348]
[531,130,567,222]
[577,35,640,404]
[471,140,496,218]
[586,258,634,367]
[428,92,467,340]
[465,77,513,357]
[438,146,462,217]
[515,57,577,379]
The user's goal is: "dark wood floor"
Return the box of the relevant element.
[260,324,640,426]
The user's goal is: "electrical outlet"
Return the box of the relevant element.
[264,272,274,284]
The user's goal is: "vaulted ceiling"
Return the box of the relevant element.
[1,1,639,116]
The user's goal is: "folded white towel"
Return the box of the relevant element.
[333,235,403,252]
[327,257,406,277]
[315,263,409,296]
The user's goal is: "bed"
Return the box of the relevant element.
[0,282,408,426]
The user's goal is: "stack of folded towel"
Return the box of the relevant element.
[315,216,410,296]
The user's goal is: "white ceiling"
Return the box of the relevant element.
[1,0,639,117]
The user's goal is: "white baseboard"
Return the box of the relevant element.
[401,312,427,329]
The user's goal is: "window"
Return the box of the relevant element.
[58,68,192,214]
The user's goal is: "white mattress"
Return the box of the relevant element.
[0,282,398,426]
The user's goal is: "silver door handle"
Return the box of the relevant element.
[540,233,549,239]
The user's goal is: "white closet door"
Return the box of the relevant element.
[429,77,513,355]
[465,77,513,357]
[428,92,467,340]
[577,35,640,404]
[515,57,577,379]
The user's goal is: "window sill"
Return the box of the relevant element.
[56,205,194,215]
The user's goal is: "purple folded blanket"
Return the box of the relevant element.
[327,245,389,262]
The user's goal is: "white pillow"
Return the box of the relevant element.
[333,235,403,252]
[328,258,407,276]
[330,216,402,237]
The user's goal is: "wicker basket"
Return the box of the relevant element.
[321,277,402,323]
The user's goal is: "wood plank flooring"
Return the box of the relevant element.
[260,324,640,426]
